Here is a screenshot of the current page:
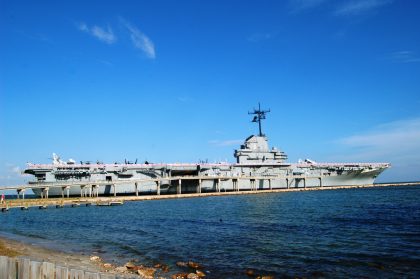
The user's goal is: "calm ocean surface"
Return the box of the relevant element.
[1,186,420,278]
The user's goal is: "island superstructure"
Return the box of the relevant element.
[24,104,390,197]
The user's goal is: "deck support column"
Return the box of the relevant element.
[135,182,139,196]
[303,178,306,189]
[251,179,256,191]
[80,186,84,197]
[89,185,92,197]
[319,177,322,188]
[177,179,182,195]
[113,184,116,197]
[156,181,160,195]
[66,186,70,198]
[43,187,49,199]
[286,178,289,189]
[17,189,26,199]
[197,179,202,194]
[234,179,239,191]
[269,179,272,190]
[61,187,65,198]
[216,179,220,192]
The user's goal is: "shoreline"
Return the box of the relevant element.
[0,235,102,272]
[1,183,418,278]
[0,235,155,278]
[0,235,200,279]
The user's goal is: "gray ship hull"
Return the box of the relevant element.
[30,166,384,197]
[25,106,390,197]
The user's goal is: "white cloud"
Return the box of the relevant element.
[336,118,420,182]
[177,96,193,103]
[247,33,273,43]
[11,166,21,175]
[289,0,328,12]
[78,22,89,32]
[388,51,420,63]
[0,164,29,186]
[339,118,420,150]
[120,18,156,59]
[289,0,393,17]
[209,140,243,147]
[334,0,393,16]
[91,26,116,44]
[78,22,116,44]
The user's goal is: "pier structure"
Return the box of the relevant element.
[1,174,320,199]
[11,104,390,212]
[0,176,418,212]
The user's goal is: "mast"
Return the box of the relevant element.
[248,103,270,136]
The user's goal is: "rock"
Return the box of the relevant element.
[137,267,156,279]
[245,269,255,277]
[176,261,188,267]
[115,266,127,273]
[188,261,202,269]
[195,270,206,277]
[103,263,113,270]
[154,263,162,268]
[161,264,170,273]
[187,273,199,279]
[171,273,189,279]
[125,262,137,269]
[90,256,101,261]
[257,276,274,279]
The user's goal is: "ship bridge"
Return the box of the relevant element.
[234,103,287,164]
[234,135,287,164]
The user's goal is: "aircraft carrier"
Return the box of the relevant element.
[24,104,390,197]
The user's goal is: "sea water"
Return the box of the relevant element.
[1,186,419,278]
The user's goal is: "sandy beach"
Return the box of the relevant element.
[0,235,199,279]
[0,235,104,272]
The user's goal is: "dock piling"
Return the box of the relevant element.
[135,182,139,196]
[197,179,202,194]
[178,179,182,195]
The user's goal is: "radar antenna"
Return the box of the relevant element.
[248,103,270,136]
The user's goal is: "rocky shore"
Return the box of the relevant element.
[0,236,276,278]
[0,236,210,278]
[0,236,103,272]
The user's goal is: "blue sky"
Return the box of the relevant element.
[1,0,419,186]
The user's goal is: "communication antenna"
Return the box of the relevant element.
[248,103,270,136]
